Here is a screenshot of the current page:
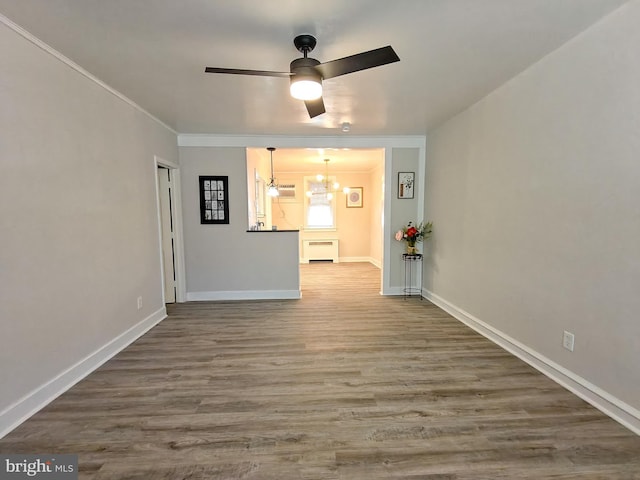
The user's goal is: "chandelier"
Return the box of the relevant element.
[266,147,279,197]
[306,158,349,200]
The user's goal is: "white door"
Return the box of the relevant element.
[157,166,176,303]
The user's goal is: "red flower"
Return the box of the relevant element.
[394,221,433,246]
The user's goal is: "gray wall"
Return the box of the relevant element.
[389,148,421,288]
[179,147,300,299]
[425,2,640,422]
[0,22,178,431]
[179,142,427,298]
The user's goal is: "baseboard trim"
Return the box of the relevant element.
[369,257,382,269]
[424,289,640,436]
[299,257,382,268]
[187,290,301,301]
[339,256,374,264]
[0,307,167,439]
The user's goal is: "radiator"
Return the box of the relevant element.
[303,239,339,263]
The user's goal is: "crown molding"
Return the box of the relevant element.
[177,134,426,148]
[1,13,177,136]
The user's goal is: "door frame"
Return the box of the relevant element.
[179,135,425,296]
[154,155,186,303]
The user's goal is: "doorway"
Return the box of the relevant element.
[246,147,386,292]
[154,156,185,304]
[157,166,176,303]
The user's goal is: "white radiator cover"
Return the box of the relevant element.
[303,239,339,263]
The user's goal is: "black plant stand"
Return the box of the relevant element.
[402,253,423,299]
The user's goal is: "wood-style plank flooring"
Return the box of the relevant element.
[1,262,639,479]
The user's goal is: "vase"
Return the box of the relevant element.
[406,243,418,255]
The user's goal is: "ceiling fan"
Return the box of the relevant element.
[204,34,400,118]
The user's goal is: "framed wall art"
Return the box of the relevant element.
[199,176,229,224]
[397,172,415,199]
[346,187,363,208]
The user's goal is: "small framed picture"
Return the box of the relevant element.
[199,175,229,224]
[346,187,363,208]
[398,172,415,199]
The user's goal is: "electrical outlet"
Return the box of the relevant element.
[137,296,143,310]
[562,331,575,352]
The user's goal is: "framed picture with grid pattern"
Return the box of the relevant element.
[199,176,229,224]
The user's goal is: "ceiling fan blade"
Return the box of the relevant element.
[205,67,291,78]
[305,97,326,118]
[316,45,400,80]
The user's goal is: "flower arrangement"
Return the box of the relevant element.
[395,221,433,254]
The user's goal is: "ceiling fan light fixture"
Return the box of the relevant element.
[290,78,322,100]
[205,34,399,119]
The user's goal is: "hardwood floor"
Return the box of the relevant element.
[1,262,639,479]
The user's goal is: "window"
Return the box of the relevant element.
[304,177,336,229]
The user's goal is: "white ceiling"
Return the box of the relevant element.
[0,0,628,136]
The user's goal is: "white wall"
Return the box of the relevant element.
[425,2,640,431]
[179,147,300,300]
[0,21,178,435]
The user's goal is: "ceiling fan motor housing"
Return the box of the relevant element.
[290,57,321,80]
[293,34,317,54]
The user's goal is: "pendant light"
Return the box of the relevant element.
[306,158,349,200]
[266,147,279,197]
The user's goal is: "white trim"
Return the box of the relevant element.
[180,135,427,299]
[339,257,377,265]
[154,156,187,303]
[178,134,426,148]
[369,257,382,269]
[169,169,187,302]
[154,161,168,304]
[187,290,301,301]
[0,13,176,135]
[424,289,640,436]
[298,258,382,270]
[0,307,167,439]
